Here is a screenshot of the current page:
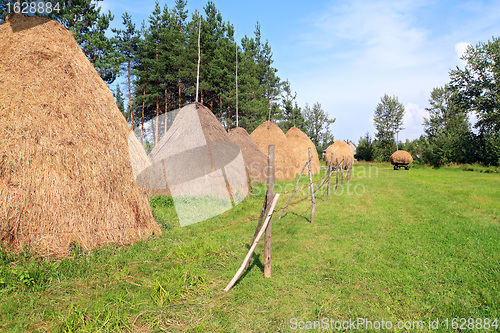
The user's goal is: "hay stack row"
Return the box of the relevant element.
[249,121,320,181]
[325,141,355,169]
[0,15,160,257]
[228,127,268,183]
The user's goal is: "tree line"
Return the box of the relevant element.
[0,0,335,153]
[356,37,500,167]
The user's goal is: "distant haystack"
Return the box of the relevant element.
[390,150,413,165]
[250,121,296,180]
[228,127,268,183]
[0,15,160,257]
[325,141,355,169]
[147,103,248,226]
[285,127,320,175]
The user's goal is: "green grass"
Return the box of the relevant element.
[0,163,499,332]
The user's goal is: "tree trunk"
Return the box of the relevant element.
[141,87,145,144]
[178,66,182,109]
[128,61,133,130]
[167,86,171,135]
[155,95,159,146]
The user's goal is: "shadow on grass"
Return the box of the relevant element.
[280,210,311,223]
[231,246,264,289]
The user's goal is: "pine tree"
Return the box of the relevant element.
[112,12,140,129]
[58,0,122,83]
[172,0,189,109]
[280,80,305,131]
[113,83,126,119]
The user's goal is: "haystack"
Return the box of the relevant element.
[285,126,320,175]
[250,121,297,180]
[325,141,355,169]
[0,15,160,257]
[228,127,268,183]
[389,150,413,165]
[147,103,248,226]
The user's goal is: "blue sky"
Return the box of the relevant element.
[98,0,500,142]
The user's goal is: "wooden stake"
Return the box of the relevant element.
[335,158,339,191]
[224,193,280,292]
[264,145,275,278]
[327,153,333,201]
[308,148,315,223]
[247,145,275,269]
[341,161,345,185]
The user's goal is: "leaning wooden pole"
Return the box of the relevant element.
[327,153,334,201]
[224,194,280,292]
[308,148,315,223]
[264,145,275,278]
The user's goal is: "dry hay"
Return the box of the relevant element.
[285,126,320,175]
[325,141,355,169]
[228,127,268,183]
[250,121,297,180]
[389,150,413,165]
[0,15,160,257]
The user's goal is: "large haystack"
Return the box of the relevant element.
[228,127,268,183]
[0,15,160,257]
[250,121,297,180]
[390,150,413,165]
[325,141,355,169]
[285,126,320,175]
[147,103,248,226]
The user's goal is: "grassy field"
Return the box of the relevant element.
[0,162,499,332]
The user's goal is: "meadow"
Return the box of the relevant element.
[0,162,499,332]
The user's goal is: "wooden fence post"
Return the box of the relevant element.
[308,148,315,223]
[335,158,339,191]
[224,194,280,292]
[327,153,333,201]
[264,145,275,278]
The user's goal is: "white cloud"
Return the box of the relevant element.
[299,0,437,69]
[454,41,471,66]
[400,103,429,140]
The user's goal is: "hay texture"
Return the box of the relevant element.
[325,141,355,169]
[250,121,297,180]
[389,150,413,165]
[0,15,160,257]
[285,126,320,175]
[228,127,268,183]
[147,103,248,226]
